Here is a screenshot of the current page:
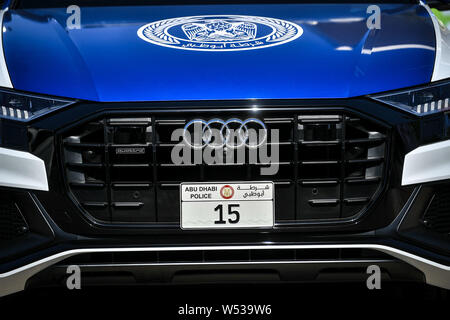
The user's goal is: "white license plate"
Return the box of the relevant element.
[180,182,274,230]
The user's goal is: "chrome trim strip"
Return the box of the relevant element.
[57,259,395,268]
[0,244,449,296]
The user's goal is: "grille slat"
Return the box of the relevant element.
[308,199,340,207]
[344,197,370,205]
[346,177,381,184]
[67,163,103,169]
[301,180,339,186]
[111,164,151,168]
[113,202,145,208]
[70,182,105,188]
[346,138,385,144]
[112,183,152,188]
[82,202,108,208]
[64,142,105,148]
[300,140,341,146]
[347,158,384,164]
[62,111,388,225]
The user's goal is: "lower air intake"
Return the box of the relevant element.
[423,186,450,235]
[0,192,28,241]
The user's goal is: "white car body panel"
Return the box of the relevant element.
[0,147,49,191]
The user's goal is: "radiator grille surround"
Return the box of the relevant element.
[61,110,389,227]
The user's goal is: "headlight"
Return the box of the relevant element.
[0,88,75,121]
[371,79,450,116]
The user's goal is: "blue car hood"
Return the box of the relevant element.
[3,4,436,102]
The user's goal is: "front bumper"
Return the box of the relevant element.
[2,243,447,296]
[0,97,449,296]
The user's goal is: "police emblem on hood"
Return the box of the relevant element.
[137,15,303,51]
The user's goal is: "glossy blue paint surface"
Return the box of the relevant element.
[3,4,436,102]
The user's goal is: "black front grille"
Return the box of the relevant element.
[61,110,388,226]
[423,186,450,235]
[0,193,28,241]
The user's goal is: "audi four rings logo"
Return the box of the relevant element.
[183,118,268,149]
